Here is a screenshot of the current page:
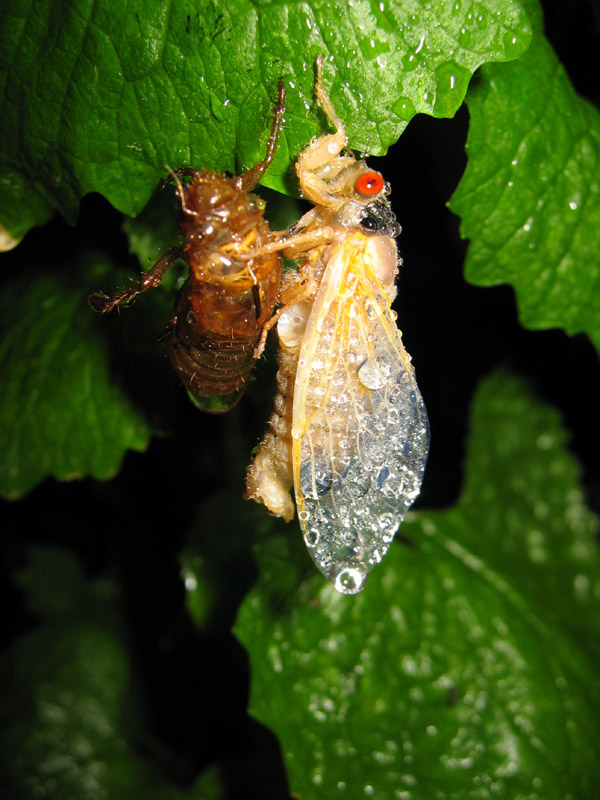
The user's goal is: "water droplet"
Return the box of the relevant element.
[377,466,390,488]
[359,35,390,60]
[305,526,320,546]
[300,459,333,499]
[401,52,419,72]
[278,301,311,347]
[458,26,471,46]
[334,562,367,594]
[183,571,197,591]
[358,357,392,389]
[392,96,416,120]
[475,9,486,28]
[209,90,228,122]
[502,30,521,57]
[388,383,407,406]
[433,61,471,116]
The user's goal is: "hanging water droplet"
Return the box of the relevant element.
[333,561,368,594]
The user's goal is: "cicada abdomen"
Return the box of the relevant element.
[89,83,285,413]
[245,58,429,593]
[245,298,313,522]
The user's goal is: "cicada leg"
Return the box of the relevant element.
[240,81,286,192]
[294,55,353,206]
[248,223,337,360]
[88,246,185,314]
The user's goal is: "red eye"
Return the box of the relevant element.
[355,171,384,196]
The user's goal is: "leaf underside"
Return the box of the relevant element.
[0,0,531,242]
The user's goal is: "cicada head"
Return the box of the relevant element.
[317,161,402,240]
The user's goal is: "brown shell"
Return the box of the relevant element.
[168,171,282,409]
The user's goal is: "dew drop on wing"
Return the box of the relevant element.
[357,356,393,390]
[300,457,333,499]
[342,462,371,498]
[377,465,390,489]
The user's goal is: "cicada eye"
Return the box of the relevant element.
[355,171,384,196]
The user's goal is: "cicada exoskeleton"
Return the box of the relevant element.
[90,83,286,413]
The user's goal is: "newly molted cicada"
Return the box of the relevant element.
[245,57,429,593]
[89,83,286,413]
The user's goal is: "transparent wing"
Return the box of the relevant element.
[292,235,429,594]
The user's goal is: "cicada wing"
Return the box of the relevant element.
[291,236,429,594]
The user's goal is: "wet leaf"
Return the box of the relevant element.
[0,546,227,799]
[0,0,531,242]
[234,370,600,799]
[0,252,153,498]
[450,0,600,353]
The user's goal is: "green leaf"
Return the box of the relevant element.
[449,0,600,353]
[0,252,153,498]
[0,546,226,799]
[0,0,531,242]
[234,370,600,799]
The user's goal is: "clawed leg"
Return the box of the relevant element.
[88,246,185,313]
[253,304,285,359]
[241,81,286,192]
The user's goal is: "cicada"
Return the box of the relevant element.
[89,83,286,413]
[245,57,429,594]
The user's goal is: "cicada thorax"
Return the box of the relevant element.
[168,171,282,412]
